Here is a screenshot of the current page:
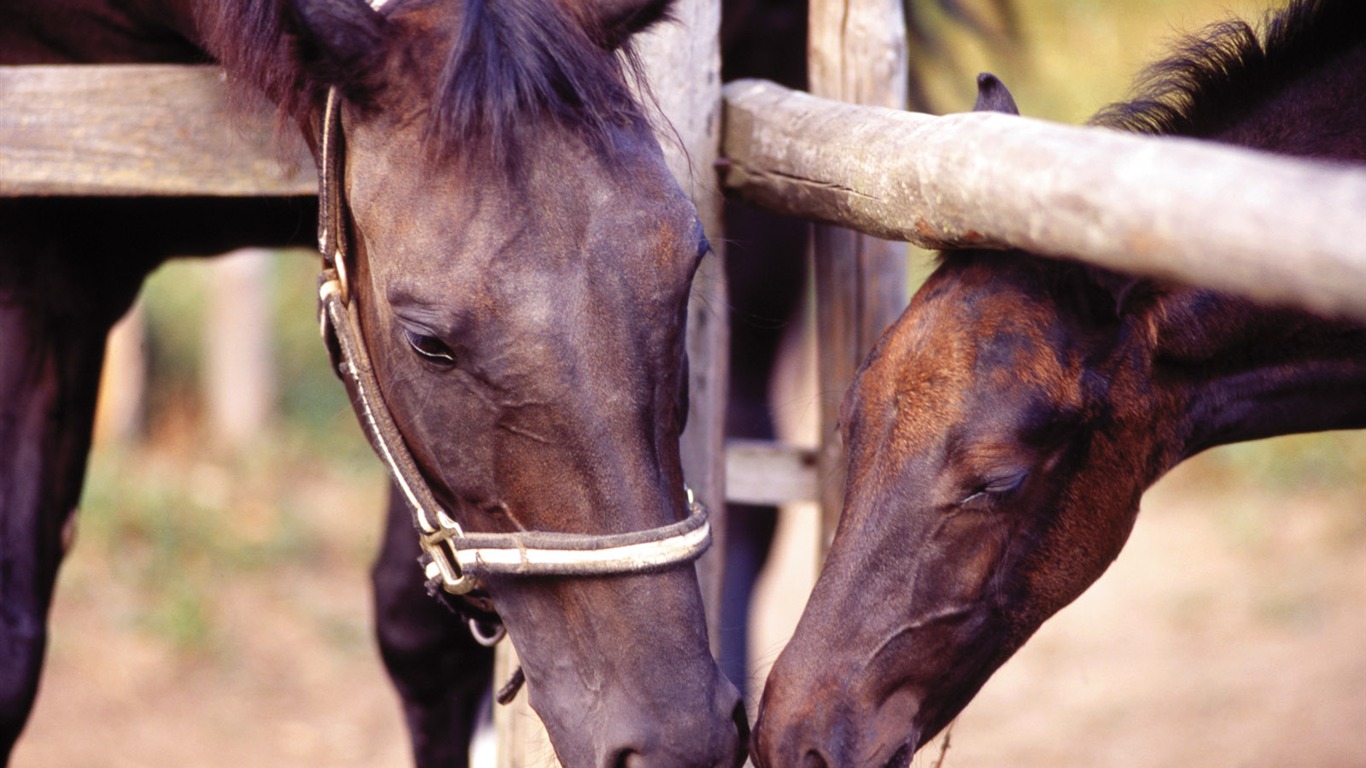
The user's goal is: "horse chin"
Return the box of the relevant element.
[490,571,746,768]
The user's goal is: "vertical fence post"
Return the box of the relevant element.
[807,0,909,553]
[95,302,147,443]
[493,2,724,765]
[204,248,275,447]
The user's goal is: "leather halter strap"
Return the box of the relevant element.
[313,88,712,596]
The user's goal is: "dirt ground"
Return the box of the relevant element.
[12,432,1365,768]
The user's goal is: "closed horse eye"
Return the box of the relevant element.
[959,471,1028,507]
[404,330,457,367]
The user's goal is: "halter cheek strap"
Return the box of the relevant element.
[313,87,712,597]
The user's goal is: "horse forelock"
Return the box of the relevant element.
[203,0,657,175]
[1089,0,1365,139]
[430,0,654,172]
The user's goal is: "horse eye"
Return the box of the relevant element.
[959,471,1028,508]
[984,472,1027,495]
[404,330,457,367]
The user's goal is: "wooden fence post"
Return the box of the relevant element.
[807,0,910,553]
[95,302,147,443]
[204,248,275,447]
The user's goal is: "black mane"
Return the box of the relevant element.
[201,0,656,167]
[1090,0,1365,138]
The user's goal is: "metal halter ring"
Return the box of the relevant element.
[468,618,507,647]
[331,248,351,306]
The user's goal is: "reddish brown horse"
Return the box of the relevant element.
[752,0,1366,765]
[1,1,747,766]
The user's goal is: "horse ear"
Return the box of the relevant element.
[289,0,387,91]
[974,72,1019,115]
[582,0,675,49]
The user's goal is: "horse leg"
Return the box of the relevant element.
[372,483,494,768]
[0,226,150,761]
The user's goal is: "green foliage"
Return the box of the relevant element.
[81,250,384,653]
[912,0,1269,121]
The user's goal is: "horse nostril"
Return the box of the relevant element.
[801,748,832,768]
[881,742,912,768]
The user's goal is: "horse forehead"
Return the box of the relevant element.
[860,280,1076,455]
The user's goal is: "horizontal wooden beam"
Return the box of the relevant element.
[0,64,314,197]
[720,78,1366,324]
[724,439,818,506]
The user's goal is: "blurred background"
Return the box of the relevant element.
[13,0,1364,766]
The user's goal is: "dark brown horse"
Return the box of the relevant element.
[752,0,1366,765]
[0,1,747,766]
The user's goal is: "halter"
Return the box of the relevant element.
[313,88,712,601]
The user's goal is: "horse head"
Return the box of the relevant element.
[752,76,1171,767]
[291,0,745,765]
[754,38,1366,761]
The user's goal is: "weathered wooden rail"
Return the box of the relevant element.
[721,78,1366,325]
[0,64,314,196]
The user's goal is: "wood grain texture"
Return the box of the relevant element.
[725,439,818,506]
[807,0,910,550]
[0,65,314,197]
[722,78,1366,324]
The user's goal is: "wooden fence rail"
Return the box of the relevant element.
[0,65,314,197]
[721,78,1366,324]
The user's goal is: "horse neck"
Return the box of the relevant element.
[1136,31,1366,465]
[1145,290,1366,462]
[1208,43,1366,163]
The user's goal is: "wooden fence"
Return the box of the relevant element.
[4,0,1365,764]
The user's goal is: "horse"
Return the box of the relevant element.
[751,0,1366,764]
[0,1,749,766]
[714,0,1020,710]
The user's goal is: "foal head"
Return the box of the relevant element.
[755,242,1165,765]
[754,1,1366,763]
[280,0,744,764]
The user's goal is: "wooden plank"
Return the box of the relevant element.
[721,78,1366,324]
[724,439,818,506]
[806,0,909,552]
[0,64,314,197]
